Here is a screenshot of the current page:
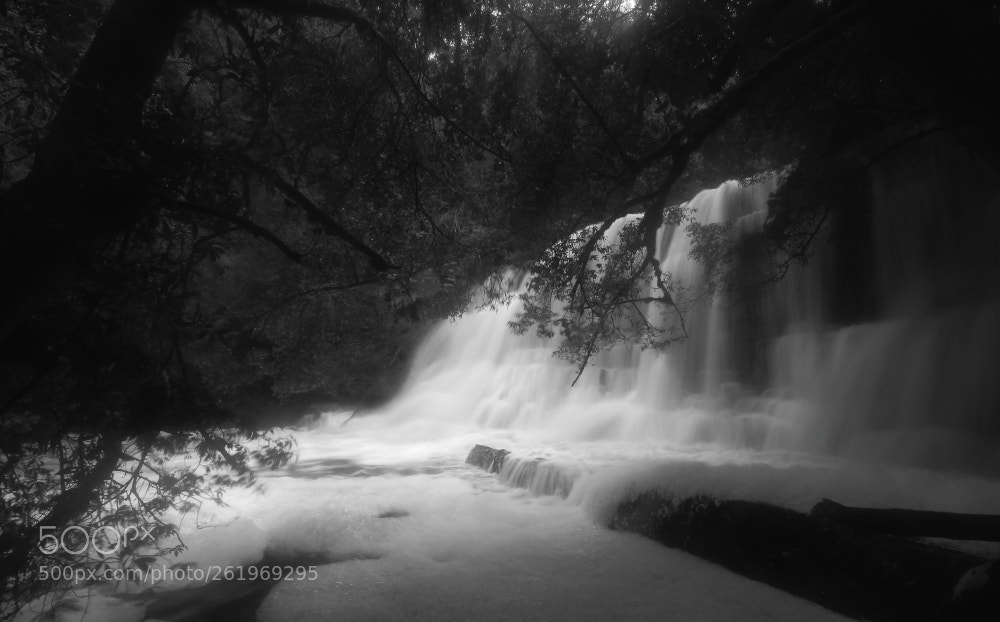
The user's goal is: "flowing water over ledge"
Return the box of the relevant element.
[235,408,1000,622]
[25,156,1000,620]
[235,170,1000,619]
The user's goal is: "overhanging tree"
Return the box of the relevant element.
[2,0,999,617]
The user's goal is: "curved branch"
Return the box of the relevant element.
[507,9,636,170]
[224,151,396,270]
[256,276,382,320]
[569,0,872,308]
[637,0,874,171]
[164,201,304,262]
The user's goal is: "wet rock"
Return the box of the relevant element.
[378,509,410,518]
[611,492,990,622]
[465,444,510,474]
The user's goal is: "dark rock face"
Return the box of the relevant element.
[812,498,1000,541]
[611,493,994,622]
[465,444,510,474]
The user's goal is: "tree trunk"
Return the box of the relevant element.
[0,0,202,345]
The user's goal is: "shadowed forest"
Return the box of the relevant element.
[2,1,1000,620]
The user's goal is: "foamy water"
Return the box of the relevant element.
[22,171,1000,621]
[249,176,1000,618]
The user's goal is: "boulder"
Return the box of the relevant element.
[464,444,510,474]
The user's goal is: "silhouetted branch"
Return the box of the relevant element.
[637,0,873,171]
[164,201,304,262]
[256,276,383,321]
[224,151,396,270]
[507,8,636,170]
[567,0,873,333]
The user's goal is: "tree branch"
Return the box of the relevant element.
[638,0,873,171]
[0,432,123,592]
[569,0,872,319]
[255,276,383,320]
[508,9,635,170]
[164,201,304,262]
[224,151,396,270]
[225,0,511,162]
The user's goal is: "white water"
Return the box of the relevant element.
[313,167,1000,480]
[244,165,1000,618]
[29,140,1000,621]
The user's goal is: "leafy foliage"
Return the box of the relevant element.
[2,0,999,616]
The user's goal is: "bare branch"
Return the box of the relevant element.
[224,151,397,270]
[570,316,605,387]
[651,259,687,340]
[164,201,304,262]
[507,9,636,170]
[255,276,383,320]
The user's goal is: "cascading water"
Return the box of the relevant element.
[69,136,1000,622]
[342,168,1000,478]
[371,179,797,451]
[378,128,1000,479]
[275,136,1000,531]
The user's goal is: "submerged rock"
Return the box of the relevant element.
[465,444,510,474]
[378,508,410,518]
[142,550,340,622]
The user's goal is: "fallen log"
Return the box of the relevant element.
[812,498,1000,542]
[611,493,997,622]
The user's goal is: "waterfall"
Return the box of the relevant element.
[141,139,1000,622]
[319,135,1000,478]
[373,179,813,454]
[169,140,1000,622]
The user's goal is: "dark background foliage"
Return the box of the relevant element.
[2,0,999,615]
